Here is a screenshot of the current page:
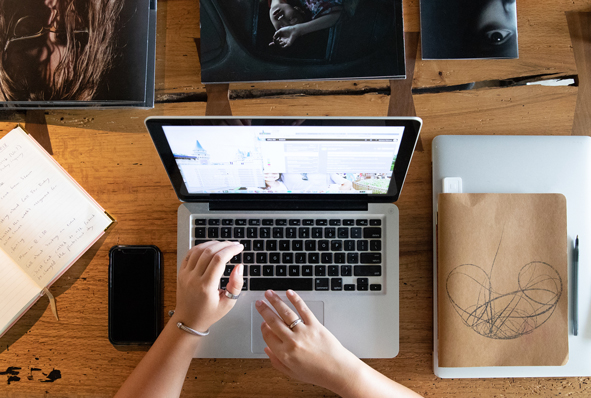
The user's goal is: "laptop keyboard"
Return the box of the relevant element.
[192,217,385,293]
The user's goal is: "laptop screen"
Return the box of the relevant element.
[162,125,403,194]
[146,117,422,203]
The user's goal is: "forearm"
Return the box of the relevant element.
[114,316,201,398]
[297,11,341,36]
[331,357,422,398]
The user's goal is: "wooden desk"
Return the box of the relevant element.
[0,0,589,396]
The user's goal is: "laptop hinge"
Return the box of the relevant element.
[209,200,368,212]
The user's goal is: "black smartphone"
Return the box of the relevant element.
[108,245,162,345]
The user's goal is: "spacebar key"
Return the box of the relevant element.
[250,278,313,291]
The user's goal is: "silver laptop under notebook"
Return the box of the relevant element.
[145,116,422,358]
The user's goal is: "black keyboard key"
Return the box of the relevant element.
[279,240,290,251]
[250,278,313,291]
[318,240,330,251]
[262,219,274,225]
[276,265,287,276]
[351,228,362,238]
[286,227,297,238]
[363,227,382,239]
[250,265,261,276]
[357,284,369,291]
[269,253,281,264]
[220,278,229,289]
[242,278,248,291]
[256,253,268,263]
[222,219,233,225]
[357,278,369,291]
[344,284,355,291]
[208,219,220,225]
[289,219,301,226]
[334,253,346,264]
[295,253,306,263]
[292,240,303,251]
[289,265,300,276]
[356,219,368,226]
[243,252,255,263]
[324,228,336,238]
[224,265,233,276]
[312,228,323,238]
[302,219,314,226]
[337,228,349,238]
[247,228,258,238]
[331,240,343,251]
[344,240,355,251]
[370,240,382,251]
[370,284,382,291]
[263,265,274,276]
[276,219,287,226]
[328,265,339,276]
[341,265,352,276]
[195,219,207,225]
[243,265,248,276]
[194,240,208,246]
[305,240,316,251]
[315,265,326,276]
[235,219,247,226]
[321,253,333,264]
[331,278,343,291]
[240,240,252,251]
[354,265,382,276]
[315,278,329,291]
[343,219,354,226]
[302,265,313,276]
[282,253,294,263]
[329,219,341,226]
[316,219,328,226]
[347,253,359,264]
[357,240,368,251]
[253,240,264,251]
[208,227,219,238]
[360,253,382,264]
[308,253,320,263]
[249,219,261,226]
[260,227,271,238]
[265,240,277,251]
[370,219,382,226]
[195,227,206,238]
[230,253,242,264]
[298,227,310,239]
[221,227,232,239]
[234,227,245,239]
[273,227,284,238]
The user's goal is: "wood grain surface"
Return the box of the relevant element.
[1,0,590,396]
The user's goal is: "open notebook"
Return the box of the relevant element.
[0,126,114,338]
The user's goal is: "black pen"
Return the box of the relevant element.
[573,236,579,336]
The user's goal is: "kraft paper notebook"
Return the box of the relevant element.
[437,193,568,367]
[0,126,115,338]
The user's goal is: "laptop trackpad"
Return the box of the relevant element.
[251,300,324,354]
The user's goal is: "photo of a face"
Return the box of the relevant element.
[420,0,518,59]
[0,0,152,105]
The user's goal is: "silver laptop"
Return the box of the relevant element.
[145,116,422,358]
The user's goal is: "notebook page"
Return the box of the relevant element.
[0,127,111,288]
[0,248,40,336]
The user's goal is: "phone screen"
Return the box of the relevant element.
[108,246,161,344]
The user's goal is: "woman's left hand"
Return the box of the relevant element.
[270,25,301,47]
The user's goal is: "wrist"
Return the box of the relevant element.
[322,350,365,396]
[170,311,211,335]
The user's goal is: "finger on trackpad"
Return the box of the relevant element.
[251,300,324,354]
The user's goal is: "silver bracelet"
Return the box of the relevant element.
[176,322,210,337]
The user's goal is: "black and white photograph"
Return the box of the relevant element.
[420,0,518,59]
[200,0,406,83]
[0,0,156,108]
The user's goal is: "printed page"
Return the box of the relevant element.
[0,248,40,336]
[0,127,112,288]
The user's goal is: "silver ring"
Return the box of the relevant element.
[224,290,240,300]
[288,318,303,330]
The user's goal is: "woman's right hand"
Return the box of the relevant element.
[255,289,361,394]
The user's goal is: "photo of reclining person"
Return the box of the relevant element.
[268,0,343,48]
[0,0,152,105]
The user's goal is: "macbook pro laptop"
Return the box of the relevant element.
[145,116,422,358]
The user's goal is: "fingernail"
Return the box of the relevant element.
[237,264,243,276]
[266,289,274,297]
[256,300,263,307]
[287,289,294,296]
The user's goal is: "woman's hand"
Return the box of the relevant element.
[173,241,244,333]
[255,289,360,394]
[270,25,301,47]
